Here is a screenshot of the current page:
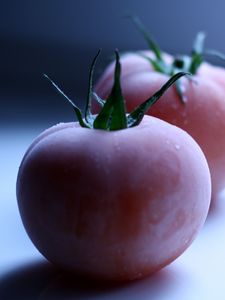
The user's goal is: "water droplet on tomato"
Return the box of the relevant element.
[182,95,188,103]
[180,84,186,93]
[171,103,178,109]
[166,139,170,145]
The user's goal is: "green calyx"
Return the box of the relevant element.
[130,16,225,102]
[44,50,188,131]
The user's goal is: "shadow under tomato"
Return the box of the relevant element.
[38,267,182,300]
[0,259,184,300]
[0,260,58,300]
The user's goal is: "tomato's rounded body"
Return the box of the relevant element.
[17,116,211,281]
[95,52,225,202]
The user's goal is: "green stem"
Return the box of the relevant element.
[45,50,188,130]
[130,16,225,102]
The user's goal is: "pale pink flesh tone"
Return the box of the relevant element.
[95,52,225,202]
[17,116,211,281]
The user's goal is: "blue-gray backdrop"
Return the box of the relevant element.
[1,0,224,125]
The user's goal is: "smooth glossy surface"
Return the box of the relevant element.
[1,127,225,299]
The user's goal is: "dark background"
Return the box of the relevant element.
[1,0,225,127]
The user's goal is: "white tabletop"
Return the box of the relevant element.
[1,126,225,300]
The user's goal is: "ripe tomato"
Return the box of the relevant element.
[17,117,211,281]
[95,24,225,203]
[17,50,211,281]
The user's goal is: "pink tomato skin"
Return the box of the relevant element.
[95,52,225,202]
[17,116,211,281]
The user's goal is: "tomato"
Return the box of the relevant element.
[94,25,225,203]
[16,50,211,281]
[17,117,211,281]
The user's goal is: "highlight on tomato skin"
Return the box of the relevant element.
[16,50,211,282]
[94,21,225,204]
